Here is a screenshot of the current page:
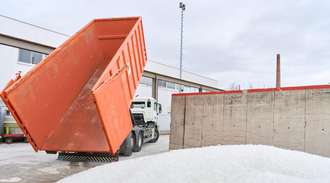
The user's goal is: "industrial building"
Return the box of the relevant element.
[0,15,221,133]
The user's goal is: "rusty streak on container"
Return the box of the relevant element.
[0,17,147,154]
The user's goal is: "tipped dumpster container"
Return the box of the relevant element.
[0,17,147,155]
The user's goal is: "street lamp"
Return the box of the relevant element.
[179,2,186,81]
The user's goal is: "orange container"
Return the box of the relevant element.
[0,17,147,154]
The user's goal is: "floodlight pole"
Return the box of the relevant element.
[179,2,185,82]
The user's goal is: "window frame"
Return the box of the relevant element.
[18,48,44,65]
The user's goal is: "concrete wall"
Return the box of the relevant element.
[247,91,274,145]
[169,96,185,150]
[305,89,330,155]
[170,86,330,157]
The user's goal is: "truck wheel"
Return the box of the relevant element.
[119,133,133,156]
[132,132,143,152]
[149,127,159,143]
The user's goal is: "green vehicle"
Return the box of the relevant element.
[1,107,25,143]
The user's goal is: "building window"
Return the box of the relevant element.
[175,84,183,92]
[183,85,199,92]
[166,82,175,89]
[157,79,166,88]
[31,52,43,64]
[140,76,152,86]
[18,49,30,64]
[18,49,44,65]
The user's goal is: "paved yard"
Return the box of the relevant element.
[0,135,169,183]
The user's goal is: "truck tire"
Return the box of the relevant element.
[132,132,143,152]
[119,133,133,156]
[149,127,159,143]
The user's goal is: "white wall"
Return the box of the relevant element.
[0,44,32,89]
[134,82,177,132]
[135,84,152,98]
[157,87,178,132]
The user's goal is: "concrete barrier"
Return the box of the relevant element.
[170,85,330,157]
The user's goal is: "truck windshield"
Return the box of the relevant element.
[131,101,146,109]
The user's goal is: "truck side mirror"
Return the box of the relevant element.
[158,104,162,114]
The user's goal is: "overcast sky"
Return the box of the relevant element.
[1,0,330,89]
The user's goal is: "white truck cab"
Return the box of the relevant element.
[119,97,162,155]
[131,97,162,123]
